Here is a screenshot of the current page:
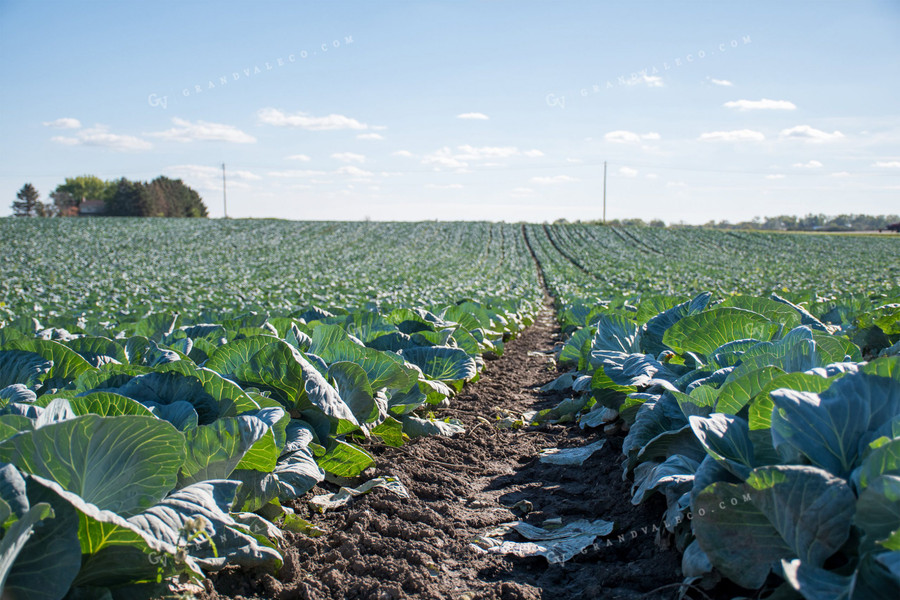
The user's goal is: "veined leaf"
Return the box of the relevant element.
[663,308,781,357]
[0,414,185,517]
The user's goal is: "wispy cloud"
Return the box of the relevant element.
[331,152,366,163]
[285,154,311,162]
[792,160,823,169]
[873,160,900,168]
[779,125,844,142]
[43,117,81,129]
[336,165,374,178]
[421,147,467,169]
[392,150,414,158]
[421,145,544,169]
[765,174,786,180]
[258,108,369,130]
[724,98,796,111]
[604,130,660,143]
[456,145,522,160]
[830,171,852,177]
[357,133,384,140]
[52,126,152,151]
[150,118,256,143]
[457,112,489,120]
[698,129,765,142]
[709,78,733,87]
[425,183,464,189]
[531,175,579,184]
[618,166,638,177]
[628,74,664,88]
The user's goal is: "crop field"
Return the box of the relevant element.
[1,218,899,600]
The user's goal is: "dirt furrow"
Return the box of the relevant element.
[200,304,683,600]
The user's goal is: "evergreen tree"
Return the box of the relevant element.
[12,183,39,217]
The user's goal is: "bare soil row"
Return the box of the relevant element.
[199,303,684,600]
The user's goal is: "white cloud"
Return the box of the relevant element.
[618,166,638,177]
[792,160,823,169]
[51,126,152,151]
[455,145,521,160]
[335,165,374,178]
[285,154,311,162]
[257,108,368,131]
[710,78,733,87]
[765,174,786,180]
[628,74,664,88]
[421,145,544,169]
[150,118,256,143]
[357,133,384,140]
[830,171,852,177]
[425,183,464,189]
[531,175,579,184]
[698,129,765,142]
[168,164,260,190]
[873,161,900,168]
[331,152,366,163]
[392,150,414,158]
[457,112,489,120]
[724,99,796,111]
[421,147,467,169]
[779,125,845,142]
[666,181,687,188]
[604,130,661,144]
[43,117,81,129]
[645,173,658,180]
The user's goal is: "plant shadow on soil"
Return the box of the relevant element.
[198,307,729,600]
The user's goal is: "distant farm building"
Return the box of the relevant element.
[881,222,900,233]
[78,200,106,216]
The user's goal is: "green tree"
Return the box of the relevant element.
[105,178,145,216]
[144,176,208,217]
[12,183,39,217]
[54,175,114,210]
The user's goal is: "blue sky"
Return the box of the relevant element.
[1,0,898,222]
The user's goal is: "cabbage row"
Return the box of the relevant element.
[525,223,900,299]
[541,286,900,593]
[0,300,538,598]
[2,219,898,598]
[0,218,544,598]
[0,219,542,322]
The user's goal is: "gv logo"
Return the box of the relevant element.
[545,93,565,109]
[148,94,168,109]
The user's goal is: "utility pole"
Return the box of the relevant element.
[222,163,228,218]
[602,160,607,224]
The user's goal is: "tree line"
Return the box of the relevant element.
[11,175,208,218]
[556,213,900,231]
